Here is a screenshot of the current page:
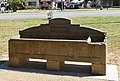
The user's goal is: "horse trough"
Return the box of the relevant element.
[9,18,106,75]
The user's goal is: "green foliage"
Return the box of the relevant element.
[8,0,26,9]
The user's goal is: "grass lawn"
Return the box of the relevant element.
[72,17,120,71]
[17,9,50,13]
[0,16,120,76]
[72,16,120,57]
[16,8,120,13]
[0,18,48,58]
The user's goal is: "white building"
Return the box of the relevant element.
[26,0,65,9]
[0,0,7,8]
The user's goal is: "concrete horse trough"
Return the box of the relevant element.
[9,18,106,75]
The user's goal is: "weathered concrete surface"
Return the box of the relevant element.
[9,18,106,75]
[9,18,106,74]
[0,59,118,81]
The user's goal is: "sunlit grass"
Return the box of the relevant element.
[72,16,120,56]
[17,9,49,13]
[0,18,47,58]
[16,8,120,13]
[0,16,120,60]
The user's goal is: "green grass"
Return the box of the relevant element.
[72,16,120,56]
[16,9,60,13]
[108,7,120,10]
[0,18,47,58]
[17,9,50,13]
[0,16,120,60]
[16,8,120,13]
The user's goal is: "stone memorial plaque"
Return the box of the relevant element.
[9,18,106,75]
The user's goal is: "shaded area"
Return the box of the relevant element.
[0,60,97,77]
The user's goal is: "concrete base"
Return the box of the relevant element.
[47,60,64,70]
[0,59,118,81]
[92,63,106,75]
[9,57,29,67]
[84,65,118,81]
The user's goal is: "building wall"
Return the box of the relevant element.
[26,0,40,8]
[0,0,7,8]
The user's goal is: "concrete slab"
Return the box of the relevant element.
[0,59,118,81]
[65,61,118,81]
[83,65,118,81]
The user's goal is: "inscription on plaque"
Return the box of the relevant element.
[51,26,69,32]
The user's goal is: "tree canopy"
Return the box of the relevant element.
[8,0,27,9]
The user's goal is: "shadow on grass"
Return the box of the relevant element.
[0,60,100,77]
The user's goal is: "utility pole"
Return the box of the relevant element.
[61,0,63,11]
